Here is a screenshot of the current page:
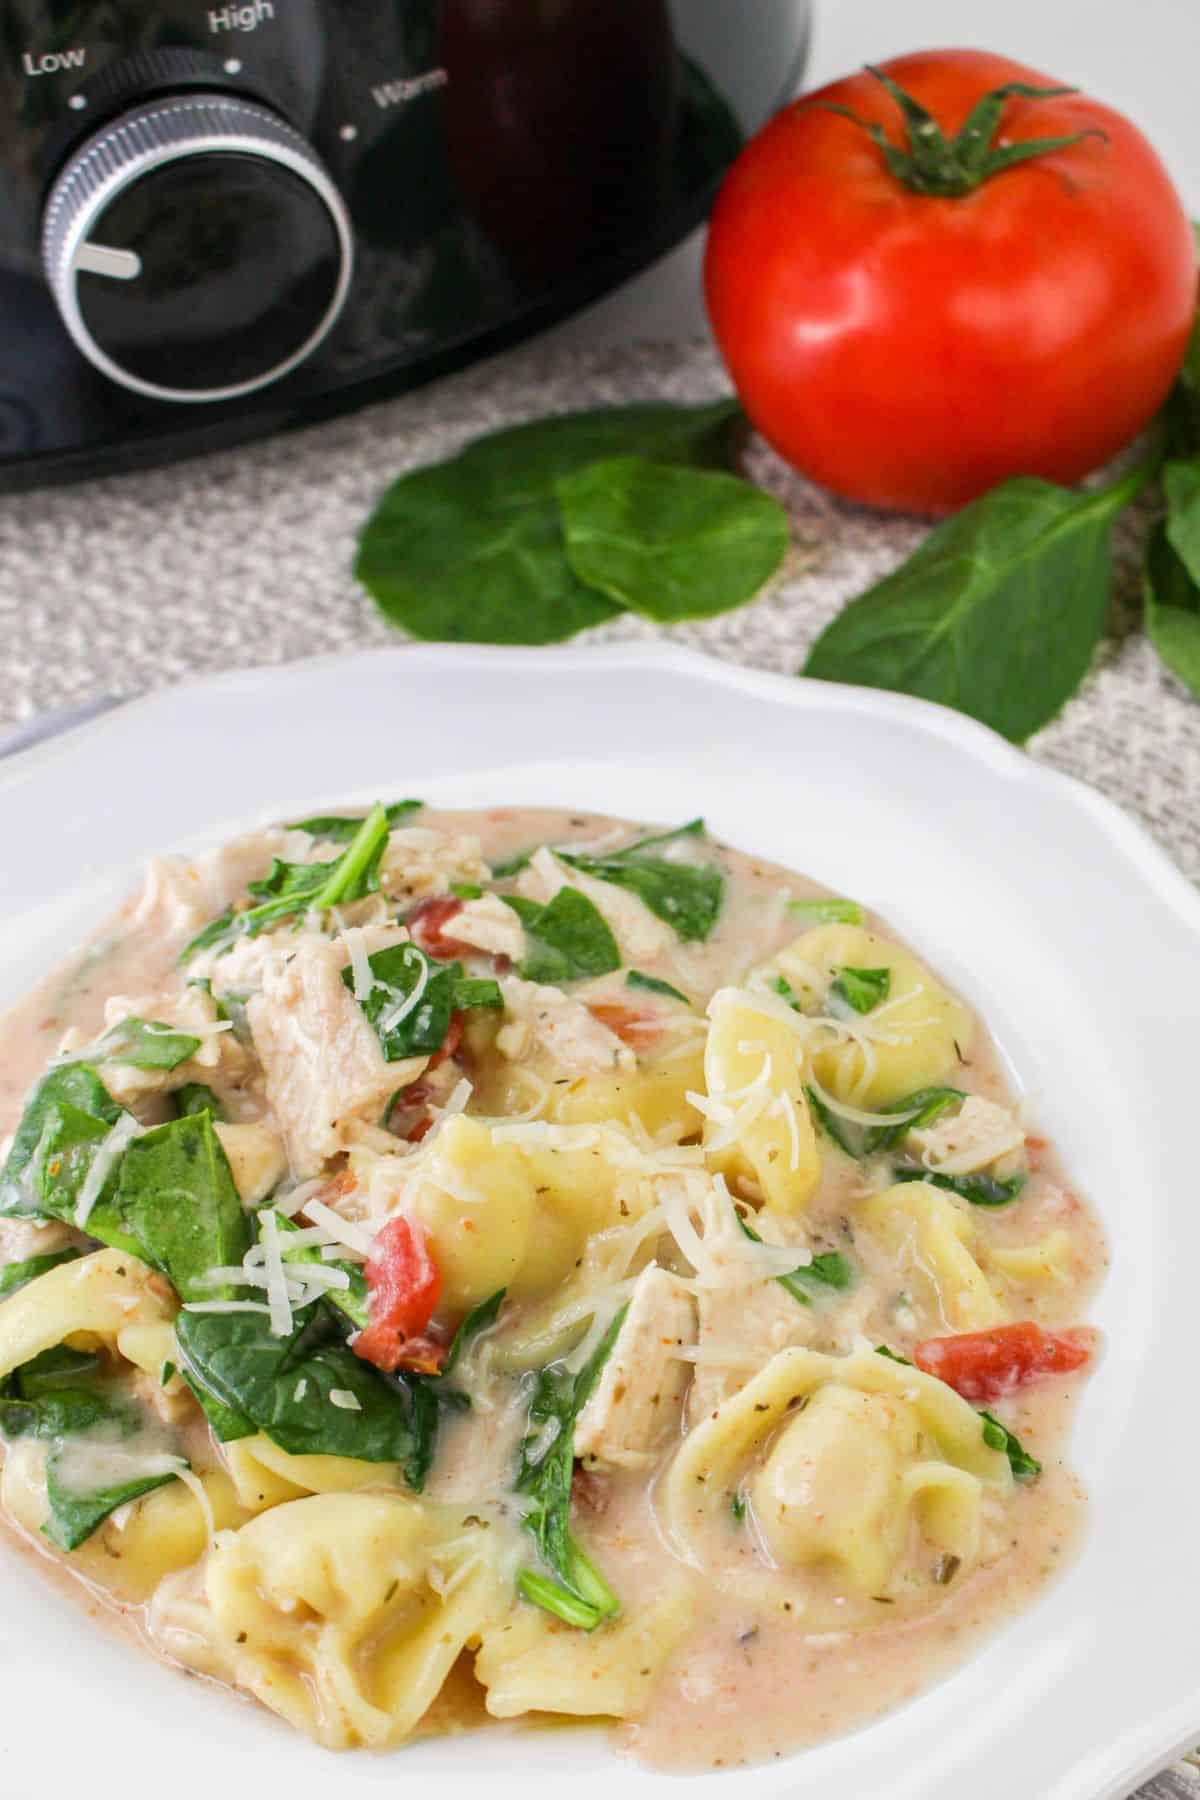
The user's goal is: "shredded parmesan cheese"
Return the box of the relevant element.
[75,1113,144,1228]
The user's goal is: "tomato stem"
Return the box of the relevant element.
[813,69,1106,197]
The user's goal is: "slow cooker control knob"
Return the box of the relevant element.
[42,94,353,404]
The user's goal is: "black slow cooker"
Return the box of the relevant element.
[0,0,811,486]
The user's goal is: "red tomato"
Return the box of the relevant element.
[407,895,470,960]
[586,1001,662,1051]
[428,1010,465,1070]
[914,1321,1093,1403]
[353,1217,442,1374]
[705,50,1197,512]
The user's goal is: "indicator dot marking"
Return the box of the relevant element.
[68,94,87,110]
[339,123,358,141]
[223,57,242,74]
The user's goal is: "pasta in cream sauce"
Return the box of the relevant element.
[0,805,1104,1769]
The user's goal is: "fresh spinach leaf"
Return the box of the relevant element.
[980,1409,1041,1480]
[560,821,723,944]
[828,965,891,1017]
[862,1086,966,1154]
[787,897,863,926]
[557,455,788,622]
[893,1166,1025,1207]
[355,400,740,646]
[626,969,690,1004]
[44,1458,181,1552]
[0,1247,81,1301]
[181,805,390,963]
[287,800,423,841]
[345,943,500,1062]
[1145,518,1200,699]
[174,1083,224,1121]
[515,1307,627,1630]
[803,468,1148,743]
[504,889,621,984]
[0,1064,120,1218]
[92,1017,202,1071]
[175,1304,434,1484]
[1166,457,1200,587]
[115,1113,249,1302]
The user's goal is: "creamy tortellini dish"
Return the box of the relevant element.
[0,802,1104,1768]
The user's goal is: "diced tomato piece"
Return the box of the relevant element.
[914,1322,1093,1404]
[408,895,470,960]
[586,1002,662,1051]
[385,1334,446,1376]
[428,1010,465,1070]
[353,1217,442,1374]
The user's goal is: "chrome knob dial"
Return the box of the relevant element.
[43,94,353,405]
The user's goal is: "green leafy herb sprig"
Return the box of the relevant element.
[355,401,789,644]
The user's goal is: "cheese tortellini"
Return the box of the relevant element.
[773,923,973,1107]
[161,1493,509,1750]
[859,1181,1005,1331]
[701,990,821,1213]
[664,1346,1009,1606]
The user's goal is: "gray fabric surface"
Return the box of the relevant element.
[0,340,1196,1799]
[0,338,1196,888]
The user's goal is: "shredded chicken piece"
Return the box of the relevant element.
[911,1095,1025,1174]
[517,847,674,963]
[576,1265,697,1471]
[497,977,634,1075]
[449,893,526,961]
[380,827,488,900]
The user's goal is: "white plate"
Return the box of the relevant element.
[0,643,1196,1800]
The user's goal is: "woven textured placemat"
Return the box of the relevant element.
[0,339,1197,1798]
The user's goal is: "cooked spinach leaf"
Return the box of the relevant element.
[559,820,723,944]
[515,1307,627,1630]
[442,1288,506,1378]
[803,468,1147,743]
[92,1017,202,1071]
[175,1303,434,1485]
[277,1212,370,1333]
[504,889,621,984]
[174,1083,224,1121]
[787,897,863,926]
[893,1166,1025,1208]
[828,966,891,1017]
[181,805,391,963]
[44,1458,181,1552]
[0,1247,81,1301]
[287,800,423,841]
[450,881,484,900]
[0,1064,120,1219]
[736,1213,853,1307]
[862,1087,965,1155]
[0,1347,110,1440]
[626,969,690,1004]
[980,1409,1042,1480]
[28,1102,141,1254]
[115,1113,249,1302]
[344,944,502,1062]
[0,1348,185,1548]
[355,400,741,646]
[805,1083,860,1159]
[556,455,788,623]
